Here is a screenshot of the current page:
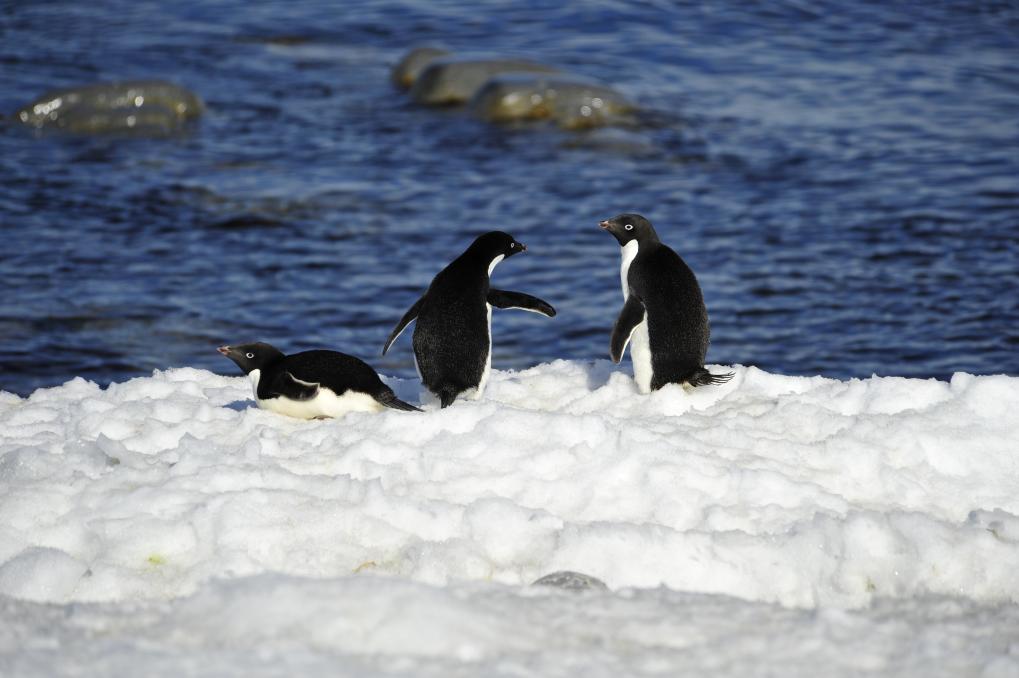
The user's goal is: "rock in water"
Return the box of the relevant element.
[411,57,559,105]
[559,127,659,156]
[391,47,450,89]
[532,571,609,592]
[13,80,203,136]
[471,74,635,129]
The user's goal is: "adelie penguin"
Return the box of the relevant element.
[382,231,556,408]
[600,214,732,393]
[218,342,420,419]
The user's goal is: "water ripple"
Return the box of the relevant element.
[1,0,1017,394]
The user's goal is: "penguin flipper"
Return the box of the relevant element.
[488,289,556,317]
[610,295,646,363]
[383,297,423,355]
[269,371,320,400]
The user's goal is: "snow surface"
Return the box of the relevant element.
[1,361,1018,676]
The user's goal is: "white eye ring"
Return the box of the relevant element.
[624,223,633,231]
[246,352,254,359]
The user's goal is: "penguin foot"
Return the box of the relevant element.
[686,368,734,387]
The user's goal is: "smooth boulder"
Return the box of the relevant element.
[411,57,559,105]
[532,571,609,592]
[14,80,203,136]
[391,47,450,89]
[471,73,634,129]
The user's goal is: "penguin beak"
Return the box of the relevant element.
[217,346,231,356]
[518,243,527,252]
[599,220,611,230]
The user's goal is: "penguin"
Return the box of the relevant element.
[382,231,556,408]
[599,213,732,393]
[218,342,420,419]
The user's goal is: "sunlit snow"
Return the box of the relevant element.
[1,362,1017,676]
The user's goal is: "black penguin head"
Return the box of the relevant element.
[599,213,660,246]
[469,231,528,261]
[217,342,285,375]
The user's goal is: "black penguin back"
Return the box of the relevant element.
[412,255,492,400]
[273,350,421,410]
[629,242,712,387]
[411,232,525,404]
[266,351,389,398]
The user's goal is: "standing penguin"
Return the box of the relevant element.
[382,231,556,407]
[599,214,732,393]
[218,342,420,418]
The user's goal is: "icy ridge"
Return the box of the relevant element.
[1,361,1017,611]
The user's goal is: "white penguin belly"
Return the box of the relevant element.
[259,389,385,419]
[619,240,652,393]
[473,303,494,399]
[629,320,653,394]
[471,256,502,401]
[413,353,423,381]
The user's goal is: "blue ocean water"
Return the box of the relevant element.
[1,1,1017,396]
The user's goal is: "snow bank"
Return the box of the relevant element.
[3,576,1018,678]
[1,362,1018,675]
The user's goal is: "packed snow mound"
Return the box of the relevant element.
[2,361,1017,612]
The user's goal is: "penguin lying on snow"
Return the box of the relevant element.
[383,231,556,408]
[600,214,732,393]
[219,342,420,418]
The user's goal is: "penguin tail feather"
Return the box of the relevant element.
[377,389,422,412]
[438,386,460,409]
[687,367,734,387]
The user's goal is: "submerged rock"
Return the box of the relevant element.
[532,571,609,592]
[391,47,450,89]
[14,80,203,136]
[411,57,559,105]
[559,127,660,157]
[471,73,635,129]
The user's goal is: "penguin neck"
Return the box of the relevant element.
[487,254,505,277]
[246,354,285,382]
[248,368,262,397]
[619,240,640,297]
[451,248,505,277]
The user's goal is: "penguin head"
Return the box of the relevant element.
[599,213,660,246]
[470,231,528,260]
[218,342,286,375]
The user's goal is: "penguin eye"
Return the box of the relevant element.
[624,223,634,231]
[246,352,254,359]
